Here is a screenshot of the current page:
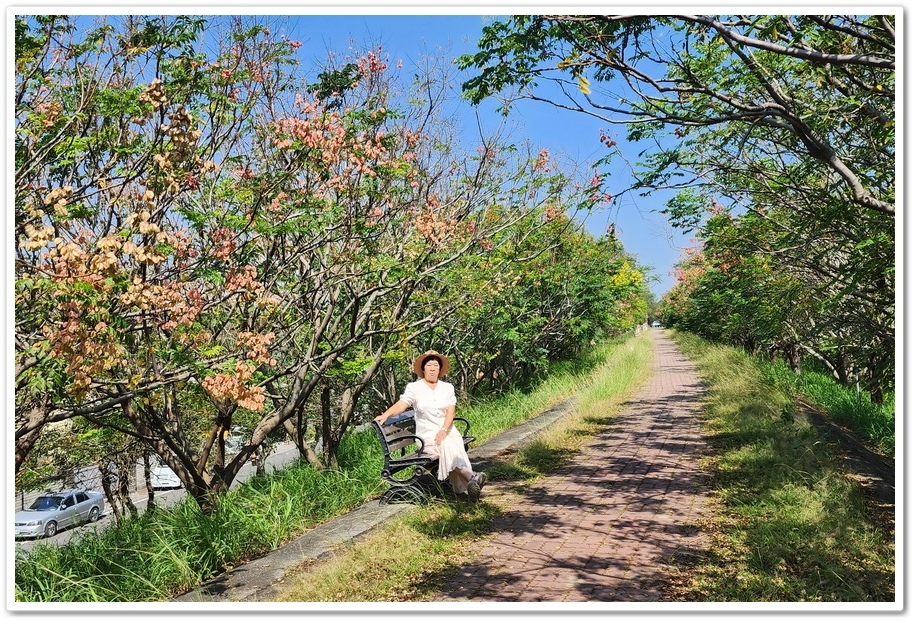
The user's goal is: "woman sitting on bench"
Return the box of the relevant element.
[375,350,488,501]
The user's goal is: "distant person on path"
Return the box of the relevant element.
[374,350,488,501]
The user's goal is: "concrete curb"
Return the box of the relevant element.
[173,395,580,603]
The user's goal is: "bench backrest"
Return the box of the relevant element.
[374,410,422,456]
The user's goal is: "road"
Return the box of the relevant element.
[14,441,301,553]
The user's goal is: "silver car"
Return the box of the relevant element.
[14,489,105,539]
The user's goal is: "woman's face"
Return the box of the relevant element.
[422,358,441,381]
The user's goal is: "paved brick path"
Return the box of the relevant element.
[432,330,712,602]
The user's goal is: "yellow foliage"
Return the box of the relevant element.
[577,75,591,95]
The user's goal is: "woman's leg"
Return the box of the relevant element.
[447,467,471,494]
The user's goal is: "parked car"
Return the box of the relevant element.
[651,320,663,328]
[15,489,105,539]
[225,426,248,453]
[150,460,182,489]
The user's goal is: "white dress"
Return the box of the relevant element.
[399,378,473,493]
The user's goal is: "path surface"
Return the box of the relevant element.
[431,330,712,602]
[175,330,712,603]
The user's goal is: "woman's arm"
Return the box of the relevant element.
[374,400,410,424]
[434,404,456,445]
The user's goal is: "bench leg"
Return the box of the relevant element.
[379,482,429,505]
[379,461,442,505]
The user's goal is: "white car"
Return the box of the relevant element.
[225,426,248,453]
[15,489,105,539]
[150,461,182,489]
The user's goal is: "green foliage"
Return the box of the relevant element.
[307,63,360,104]
[14,337,642,602]
[457,16,552,108]
[460,14,896,408]
[661,190,894,406]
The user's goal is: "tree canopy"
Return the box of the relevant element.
[458,14,896,403]
[14,15,651,511]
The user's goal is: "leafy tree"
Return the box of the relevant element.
[14,15,420,508]
[459,15,894,217]
[459,14,895,403]
[15,15,658,513]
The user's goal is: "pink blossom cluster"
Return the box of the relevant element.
[160,286,204,332]
[208,227,237,261]
[414,202,458,248]
[535,148,551,172]
[225,265,264,299]
[238,331,277,366]
[268,191,289,216]
[273,95,408,196]
[356,48,388,76]
[33,235,120,294]
[35,99,64,129]
[45,302,124,398]
[599,129,617,148]
[201,361,266,412]
[119,275,184,312]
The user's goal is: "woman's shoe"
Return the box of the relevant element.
[467,478,481,502]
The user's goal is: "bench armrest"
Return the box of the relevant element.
[451,416,472,437]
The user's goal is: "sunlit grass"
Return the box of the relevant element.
[456,342,619,444]
[669,331,894,602]
[277,500,499,602]
[272,333,654,602]
[511,333,652,475]
[761,359,895,457]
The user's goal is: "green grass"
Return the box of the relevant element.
[668,331,894,602]
[14,440,385,602]
[273,332,655,602]
[760,359,895,457]
[14,334,647,603]
[275,501,501,602]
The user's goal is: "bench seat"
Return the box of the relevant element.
[371,410,475,504]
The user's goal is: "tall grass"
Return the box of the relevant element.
[669,331,894,602]
[15,433,384,602]
[273,333,654,602]
[14,334,641,603]
[760,359,895,458]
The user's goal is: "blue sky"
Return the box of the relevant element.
[9,8,695,299]
[272,13,695,299]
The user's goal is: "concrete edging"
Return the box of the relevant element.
[173,396,580,603]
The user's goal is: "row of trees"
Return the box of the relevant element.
[14,15,650,514]
[457,14,895,404]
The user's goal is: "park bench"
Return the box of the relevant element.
[371,410,475,505]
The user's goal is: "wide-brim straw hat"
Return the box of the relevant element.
[413,350,450,378]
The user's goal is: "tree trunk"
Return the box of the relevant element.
[320,385,339,470]
[783,343,801,374]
